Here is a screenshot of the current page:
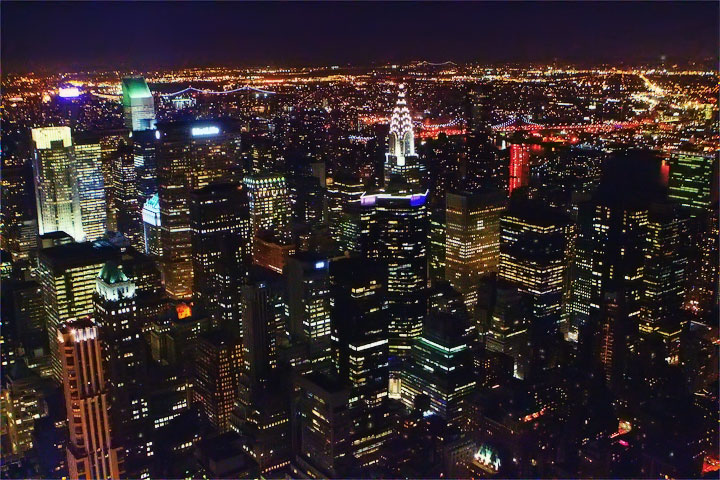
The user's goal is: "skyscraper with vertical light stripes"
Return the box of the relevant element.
[59,318,124,480]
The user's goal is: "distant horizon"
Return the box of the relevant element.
[2,1,718,73]
[5,58,718,77]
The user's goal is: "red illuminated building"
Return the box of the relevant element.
[509,144,530,194]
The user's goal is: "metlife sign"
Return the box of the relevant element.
[191,126,220,137]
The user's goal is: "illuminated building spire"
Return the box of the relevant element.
[388,83,415,157]
[385,83,420,187]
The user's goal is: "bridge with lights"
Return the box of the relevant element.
[158,85,277,97]
[90,85,277,100]
[492,115,649,133]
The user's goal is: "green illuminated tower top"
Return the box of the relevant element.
[121,76,156,131]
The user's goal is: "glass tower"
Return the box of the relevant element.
[31,127,84,241]
[121,76,156,131]
[74,140,107,241]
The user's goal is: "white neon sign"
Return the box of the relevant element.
[191,126,220,137]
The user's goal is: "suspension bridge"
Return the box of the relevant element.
[492,115,650,133]
[90,85,277,100]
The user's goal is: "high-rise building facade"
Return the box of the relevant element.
[93,262,150,476]
[243,173,292,241]
[236,268,292,474]
[330,257,391,467]
[568,199,648,345]
[192,332,243,433]
[0,164,28,262]
[508,144,530,195]
[285,253,333,371]
[499,199,572,341]
[2,373,47,457]
[31,127,84,241]
[37,241,118,381]
[429,206,446,282]
[293,373,351,478]
[685,207,719,316]
[667,151,717,217]
[400,312,477,428]
[483,279,532,379]
[445,190,506,312]
[111,141,142,248]
[97,131,131,231]
[288,174,325,228]
[132,129,160,201]
[190,183,252,329]
[327,175,364,243]
[73,139,107,242]
[361,184,429,361]
[141,193,161,256]
[240,268,285,386]
[156,121,241,299]
[122,76,156,131]
[59,319,124,480]
[640,202,688,330]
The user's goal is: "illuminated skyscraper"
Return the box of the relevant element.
[111,141,142,248]
[285,253,333,372]
[429,206,446,282]
[192,331,242,433]
[361,181,429,362]
[482,279,532,380]
[93,262,150,476]
[569,153,666,347]
[122,76,156,131]
[640,202,688,330]
[31,127,84,241]
[667,151,717,217]
[240,268,285,387]
[59,319,124,480]
[327,174,364,243]
[597,291,634,387]
[569,199,648,345]
[132,129,160,200]
[1,371,47,457]
[37,241,118,381]
[385,84,421,188]
[243,173,292,241]
[156,121,241,299]
[400,311,476,428]
[190,183,252,329]
[685,207,719,316]
[335,201,366,255]
[0,163,29,267]
[141,193,161,256]
[330,257,391,467]
[74,139,107,242]
[499,199,572,346]
[293,373,352,478]
[235,268,292,474]
[445,190,506,313]
[95,131,131,231]
[508,143,530,194]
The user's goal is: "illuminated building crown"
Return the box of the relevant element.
[388,84,415,157]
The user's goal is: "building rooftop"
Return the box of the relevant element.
[121,76,152,99]
[38,241,118,271]
[98,262,129,284]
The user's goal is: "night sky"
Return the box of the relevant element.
[2,1,718,72]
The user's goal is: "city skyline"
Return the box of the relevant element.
[1,2,718,479]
